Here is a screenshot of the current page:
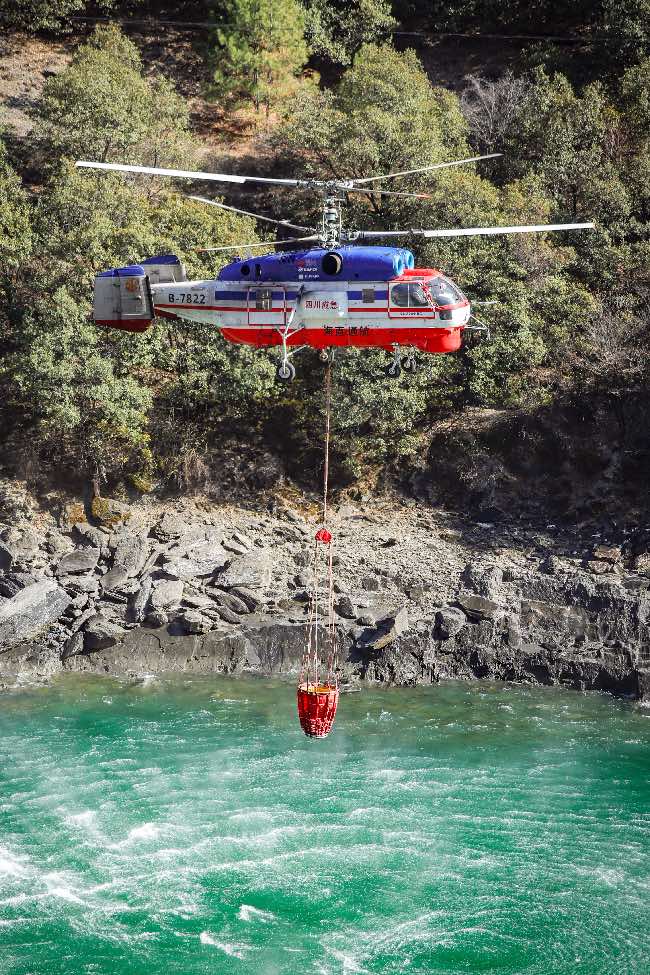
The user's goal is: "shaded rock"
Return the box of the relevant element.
[150,578,184,612]
[207,589,251,614]
[586,559,614,575]
[362,575,380,592]
[461,563,503,598]
[0,580,71,646]
[218,549,273,590]
[230,586,262,611]
[356,611,377,627]
[434,605,467,640]
[56,548,100,576]
[593,545,622,564]
[101,565,129,593]
[180,611,213,635]
[1,526,40,559]
[0,542,13,573]
[0,574,25,598]
[363,607,409,651]
[60,575,100,595]
[145,609,168,628]
[216,606,242,625]
[456,593,502,621]
[336,595,356,619]
[128,576,152,624]
[83,614,124,651]
[72,523,107,549]
[114,532,151,577]
[223,539,248,556]
[634,552,650,577]
[62,630,85,660]
[152,512,187,541]
[90,496,132,528]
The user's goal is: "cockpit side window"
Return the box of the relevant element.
[429,277,463,306]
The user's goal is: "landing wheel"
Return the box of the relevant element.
[318,349,330,363]
[276,361,296,382]
[402,357,418,374]
[384,361,402,379]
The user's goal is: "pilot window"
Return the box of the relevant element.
[255,288,273,310]
[430,278,462,305]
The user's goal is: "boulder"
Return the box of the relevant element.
[456,594,502,621]
[62,630,85,660]
[336,595,356,619]
[60,574,100,595]
[128,576,152,623]
[72,523,108,550]
[149,578,184,612]
[434,605,467,640]
[0,580,71,646]
[364,607,409,651]
[586,559,614,575]
[0,542,13,573]
[229,586,262,611]
[180,611,213,635]
[113,532,151,577]
[1,526,40,560]
[0,575,23,598]
[207,589,251,614]
[152,512,188,541]
[145,609,168,628]
[90,496,132,528]
[101,565,129,593]
[460,563,503,599]
[56,548,100,576]
[634,552,650,577]
[216,606,242,625]
[362,575,381,592]
[83,614,124,651]
[218,549,273,590]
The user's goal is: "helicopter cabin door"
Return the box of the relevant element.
[247,287,287,330]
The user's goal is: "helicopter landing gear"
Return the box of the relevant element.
[384,345,403,379]
[276,361,296,382]
[319,349,331,363]
[402,354,418,374]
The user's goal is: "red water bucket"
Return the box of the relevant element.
[297,682,339,738]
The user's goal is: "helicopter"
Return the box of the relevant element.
[76,155,594,380]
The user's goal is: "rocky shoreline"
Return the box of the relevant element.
[0,481,648,700]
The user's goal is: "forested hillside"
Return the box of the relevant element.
[0,1,649,521]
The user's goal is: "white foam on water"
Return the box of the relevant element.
[199,932,256,958]
[238,904,276,923]
[326,947,372,973]
[64,810,97,827]
[0,846,28,878]
[110,822,163,847]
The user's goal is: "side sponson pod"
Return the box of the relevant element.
[93,265,155,333]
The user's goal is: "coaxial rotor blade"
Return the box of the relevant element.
[419,222,595,237]
[348,154,502,185]
[354,222,595,238]
[348,188,432,200]
[75,160,311,187]
[188,195,315,232]
[198,236,319,253]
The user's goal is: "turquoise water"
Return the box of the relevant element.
[0,676,648,975]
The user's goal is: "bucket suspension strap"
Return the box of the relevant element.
[299,361,338,692]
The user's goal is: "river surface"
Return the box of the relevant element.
[0,676,648,975]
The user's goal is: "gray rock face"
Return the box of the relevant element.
[152,513,187,541]
[218,549,273,590]
[150,579,184,612]
[336,595,356,619]
[363,607,409,651]
[460,563,503,599]
[101,565,129,593]
[456,594,502,621]
[57,548,100,576]
[180,611,213,635]
[0,581,71,646]
[113,532,151,578]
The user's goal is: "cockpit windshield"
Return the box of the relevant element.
[390,282,435,308]
[429,277,464,306]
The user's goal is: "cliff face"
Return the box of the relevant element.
[0,481,648,700]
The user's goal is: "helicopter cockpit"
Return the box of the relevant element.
[389,276,466,311]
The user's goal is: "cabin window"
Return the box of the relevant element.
[390,282,433,308]
[255,288,273,310]
[362,288,375,303]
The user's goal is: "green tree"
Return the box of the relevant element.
[32,24,193,166]
[302,0,395,65]
[0,0,87,31]
[0,139,32,270]
[210,0,309,113]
